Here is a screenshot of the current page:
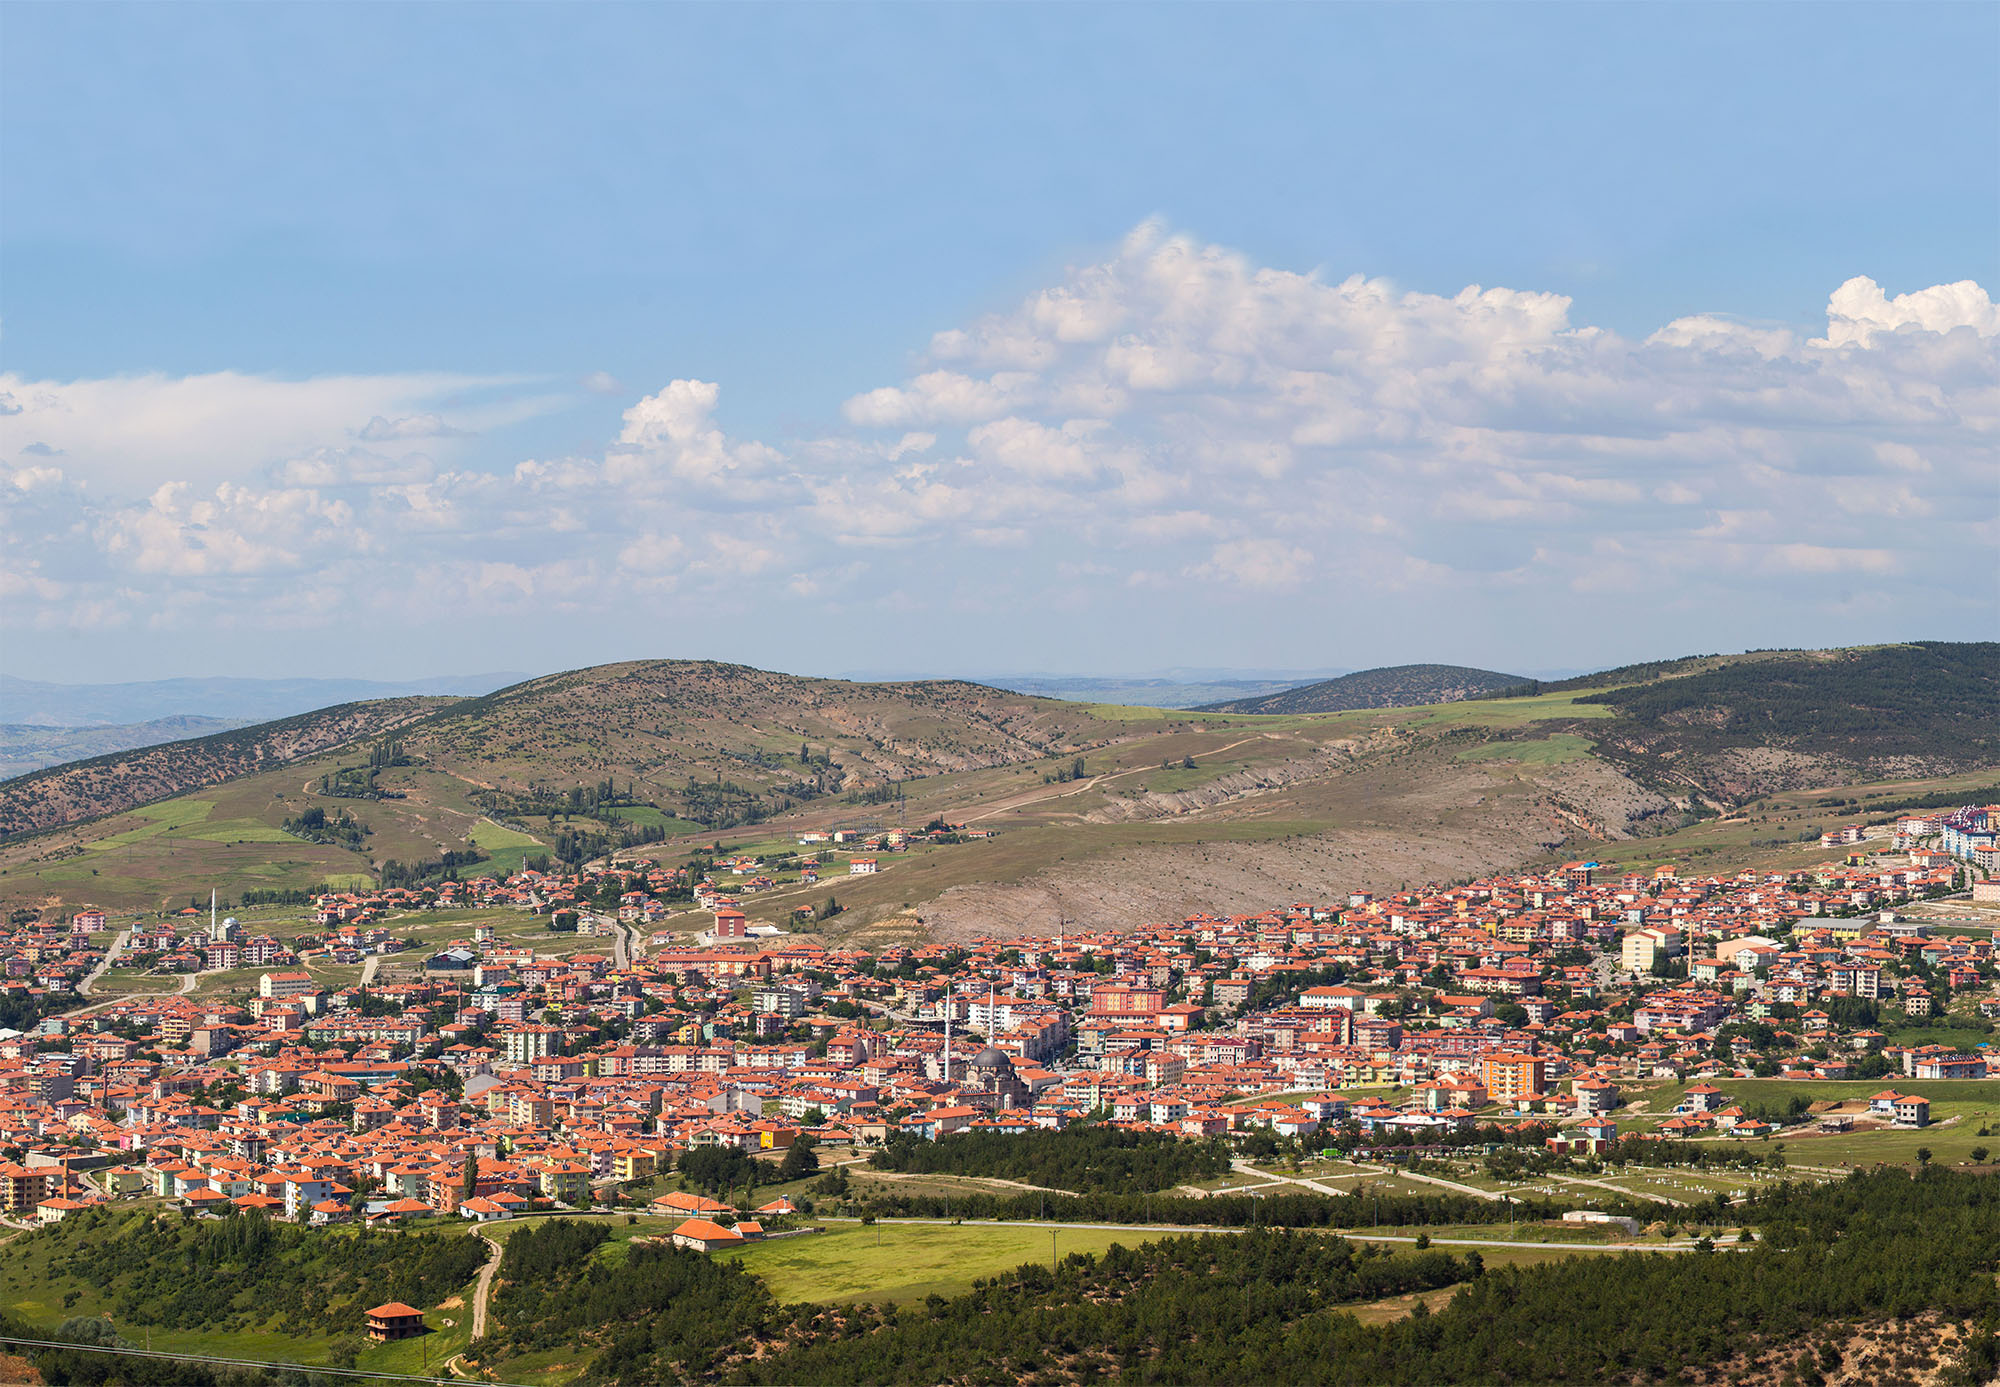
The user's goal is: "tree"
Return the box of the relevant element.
[779,1137,820,1181]
[1916,1147,1933,1168]
[462,1149,479,1200]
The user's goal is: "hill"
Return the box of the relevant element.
[980,673,1331,708]
[0,698,454,837]
[0,670,526,726]
[0,662,1111,845]
[1198,664,1529,714]
[0,715,257,781]
[6,644,1993,927]
[1568,641,2000,803]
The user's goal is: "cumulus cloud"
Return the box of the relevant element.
[6,225,1994,652]
[0,370,533,490]
[1819,276,2000,348]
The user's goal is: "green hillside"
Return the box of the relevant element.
[1198,664,1529,714]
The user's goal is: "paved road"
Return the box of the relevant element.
[77,931,130,997]
[360,954,382,987]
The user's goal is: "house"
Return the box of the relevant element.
[670,1218,746,1252]
[365,1303,426,1342]
[1867,1090,1931,1127]
[1679,1083,1725,1113]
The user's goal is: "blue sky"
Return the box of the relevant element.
[3,3,1996,683]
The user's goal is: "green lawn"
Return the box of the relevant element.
[720,1222,1177,1304]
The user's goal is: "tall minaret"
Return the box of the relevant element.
[210,888,217,936]
[943,1000,952,1083]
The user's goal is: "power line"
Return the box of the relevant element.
[0,1335,536,1387]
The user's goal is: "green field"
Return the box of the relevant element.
[604,805,707,835]
[720,1222,1178,1303]
[467,819,549,877]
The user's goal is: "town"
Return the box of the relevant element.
[2,802,1995,1250]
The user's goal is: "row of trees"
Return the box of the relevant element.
[870,1126,1231,1194]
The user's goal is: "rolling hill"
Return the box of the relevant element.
[0,662,1113,844]
[0,716,257,782]
[0,671,526,726]
[1568,641,2000,802]
[1197,664,1530,714]
[0,698,455,838]
[5,644,1994,929]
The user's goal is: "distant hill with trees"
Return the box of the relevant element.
[1567,641,2000,802]
[1197,664,1529,714]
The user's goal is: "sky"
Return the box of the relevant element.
[3,2,1996,684]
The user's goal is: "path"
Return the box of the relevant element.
[469,1234,502,1340]
[360,954,382,987]
[1358,1165,1505,1202]
[962,734,1274,824]
[1545,1172,1686,1208]
[77,931,129,997]
[1228,1158,1362,1199]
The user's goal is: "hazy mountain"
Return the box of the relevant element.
[977,673,1342,708]
[0,672,530,728]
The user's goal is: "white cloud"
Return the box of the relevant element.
[1188,538,1313,591]
[358,413,467,442]
[0,370,532,489]
[1819,276,2000,348]
[5,225,1993,652]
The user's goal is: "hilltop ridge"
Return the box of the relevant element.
[1198,663,1529,714]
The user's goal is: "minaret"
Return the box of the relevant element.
[210,888,217,937]
[943,1000,952,1083]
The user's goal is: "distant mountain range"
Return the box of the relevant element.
[0,672,529,728]
[1197,664,1531,714]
